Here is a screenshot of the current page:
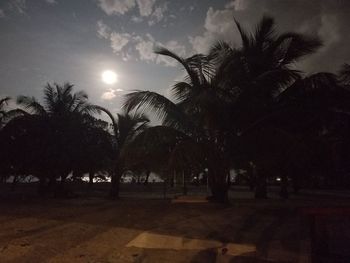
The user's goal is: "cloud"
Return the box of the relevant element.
[148,3,167,26]
[136,0,156,17]
[97,0,136,15]
[45,0,57,5]
[96,0,167,26]
[97,20,111,39]
[225,0,248,11]
[96,21,186,66]
[135,34,157,62]
[101,88,124,100]
[189,32,215,54]
[0,9,4,18]
[318,14,340,52]
[110,32,131,53]
[101,89,117,100]
[189,6,237,53]
[131,15,143,23]
[9,0,26,14]
[298,12,340,53]
[96,21,134,58]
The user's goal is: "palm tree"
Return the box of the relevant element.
[0,96,28,184]
[275,69,350,191]
[339,63,350,86]
[0,97,10,124]
[0,97,23,128]
[0,97,11,183]
[123,16,322,202]
[209,15,322,130]
[17,83,98,117]
[13,83,100,195]
[206,16,323,198]
[71,116,115,188]
[95,107,149,199]
[123,48,232,202]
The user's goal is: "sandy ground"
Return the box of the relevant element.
[0,189,349,263]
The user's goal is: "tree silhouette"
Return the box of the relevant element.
[123,16,322,202]
[96,106,150,199]
[5,83,105,196]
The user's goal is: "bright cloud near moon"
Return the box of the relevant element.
[102,70,118,85]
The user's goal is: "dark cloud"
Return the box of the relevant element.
[223,0,350,73]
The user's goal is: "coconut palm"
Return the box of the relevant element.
[12,83,102,195]
[339,63,350,86]
[0,97,24,128]
[123,47,232,202]
[206,16,323,198]
[71,116,115,188]
[123,16,323,202]
[0,97,11,182]
[0,96,28,183]
[274,69,350,191]
[17,83,98,117]
[209,16,322,131]
[0,97,10,129]
[95,107,150,199]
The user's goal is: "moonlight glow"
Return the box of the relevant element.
[102,70,118,85]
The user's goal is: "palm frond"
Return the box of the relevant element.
[94,105,118,137]
[123,90,189,130]
[234,18,251,50]
[254,15,275,46]
[171,82,192,102]
[16,95,46,115]
[209,41,234,65]
[43,83,58,113]
[131,111,150,125]
[338,63,350,85]
[81,103,101,115]
[185,54,215,81]
[117,112,150,147]
[279,72,341,107]
[154,47,200,87]
[61,83,75,99]
[256,68,301,96]
[274,33,322,64]
[1,108,28,122]
[0,97,11,109]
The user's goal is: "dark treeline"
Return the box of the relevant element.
[1,16,350,202]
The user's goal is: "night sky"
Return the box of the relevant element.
[1,0,350,113]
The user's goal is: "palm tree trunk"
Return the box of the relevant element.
[143,170,150,185]
[208,168,229,203]
[182,171,187,195]
[254,167,267,199]
[109,166,122,199]
[89,171,94,187]
[247,162,256,191]
[11,175,18,191]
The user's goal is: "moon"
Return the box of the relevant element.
[102,70,118,85]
